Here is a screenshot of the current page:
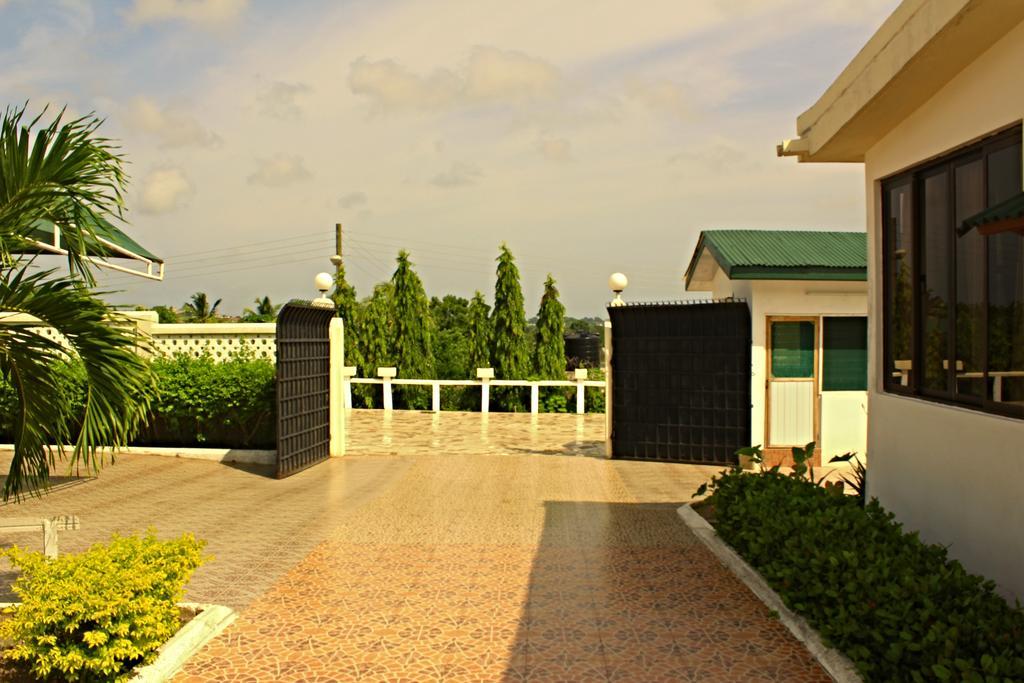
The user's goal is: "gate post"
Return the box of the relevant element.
[329,318,345,456]
[604,320,613,457]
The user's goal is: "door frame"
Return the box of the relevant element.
[765,315,821,448]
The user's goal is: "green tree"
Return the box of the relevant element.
[152,305,180,324]
[0,104,156,499]
[534,275,566,379]
[182,292,221,323]
[391,251,434,408]
[240,296,280,322]
[431,295,470,379]
[467,291,491,372]
[330,260,366,381]
[356,283,393,407]
[491,244,529,410]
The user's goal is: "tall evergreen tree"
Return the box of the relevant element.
[534,275,566,379]
[331,262,364,373]
[491,244,529,409]
[431,295,471,379]
[357,283,393,407]
[391,251,434,408]
[467,291,491,373]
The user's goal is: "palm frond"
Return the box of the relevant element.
[0,104,128,283]
[0,267,156,500]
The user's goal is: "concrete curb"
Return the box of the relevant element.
[0,602,236,683]
[676,504,862,683]
[0,444,275,465]
[131,602,237,682]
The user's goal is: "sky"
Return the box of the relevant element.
[1,0,899,317]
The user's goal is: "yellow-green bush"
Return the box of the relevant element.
[0,531,207,682]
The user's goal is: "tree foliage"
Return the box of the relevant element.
[431,295,470,379]
[391,251,434,408]
[467,291,491,373]
[0,104,156,499]
[490,244,529,378]
[152,305,179,324]
[354,283,393,407]
[330,261,365,375]
[534,274,565,379]
[240,296,280,322]
[182,292,221,323]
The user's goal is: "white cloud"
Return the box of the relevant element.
[348,46,561,113]
[256,81,311,119]
[137,167,191,214]
[338,191,368,209]
[625,79,692,120]
[430,162,481,188]
[126,97,221,148]
[125,0,249,28]
[536,137,572,162]
[246,154,311,187]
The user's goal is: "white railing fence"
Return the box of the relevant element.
[345,367,606,414]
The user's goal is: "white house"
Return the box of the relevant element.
[684,230,868,466]
[779,0,1024,599]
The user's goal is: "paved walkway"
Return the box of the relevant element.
[1,411,829,682]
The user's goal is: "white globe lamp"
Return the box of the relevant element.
[608,272,628,307]
[313,271,334,307]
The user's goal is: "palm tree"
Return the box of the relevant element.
[182,292,221,323]
[0,104,156,500]
[241,296,280,322]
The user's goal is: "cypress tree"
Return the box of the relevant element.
[534,274,566,379]
[357,283,393,407]
[331,262,364,372]
[391,250,434,408]
[467,291,491,373]
[491,244,529,409]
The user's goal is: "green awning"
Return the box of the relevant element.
[19,216,164,280]
[959,191,1024,236]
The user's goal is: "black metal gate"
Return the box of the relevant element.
[276,301,335,478]
[609,301,751,465]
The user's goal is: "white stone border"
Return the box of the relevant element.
[677,504,863,683]
[0,445,275,466]
[0,602,236,683]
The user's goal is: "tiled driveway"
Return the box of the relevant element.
[1,411,829,682]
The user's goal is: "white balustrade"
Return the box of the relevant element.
[347,367,606,414]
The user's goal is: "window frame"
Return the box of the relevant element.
[880,124,1024,419]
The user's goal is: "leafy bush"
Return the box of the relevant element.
[141,351,275,448]
[0,352,275,448]
[0,532,207,682]
[697,461,1024,681]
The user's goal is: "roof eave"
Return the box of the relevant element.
[729,267,867,282]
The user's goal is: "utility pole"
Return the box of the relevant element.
[333,222,343,273]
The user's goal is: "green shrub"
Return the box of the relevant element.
[142,352,275,448]
[0,532,207,682]
[699,465,1024,681]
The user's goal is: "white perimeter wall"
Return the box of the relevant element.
[711,275,868,457]
[863,19,1024,600]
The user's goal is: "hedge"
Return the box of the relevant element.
[0,353,276,449]
[701,467,1024,682]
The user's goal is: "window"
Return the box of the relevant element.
[823,317,867,391]
[770,321,815,378]
[881,125,1023,418]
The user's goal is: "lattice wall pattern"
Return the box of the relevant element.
[22,322,277,361]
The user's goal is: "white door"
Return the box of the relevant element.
[767,318,818,447]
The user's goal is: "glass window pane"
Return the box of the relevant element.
[987,141,1023,407]
[771,321,815,378]
[954,159,985,398]
[823,317,867,391]
[885,181,914,389]
[921,170,952,394]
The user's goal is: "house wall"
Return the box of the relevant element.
[709,278,868,458]
[863,18,1024,600]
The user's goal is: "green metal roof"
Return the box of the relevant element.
[24,216,163,263]
[959,191,1024,235]
[685,230,867,287]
